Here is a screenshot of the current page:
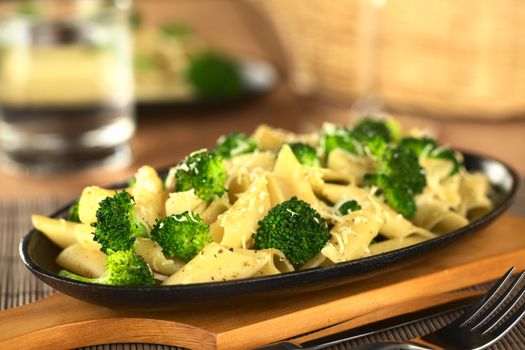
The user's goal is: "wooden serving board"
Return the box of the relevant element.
[2,214,525,350]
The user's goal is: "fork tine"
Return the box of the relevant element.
[456,267,515,327]
[480,273,525,334]
[482,297,525,345]
[469,269,525,330]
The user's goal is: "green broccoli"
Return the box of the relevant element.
[364,146,426,218]
[150,211,212,262]
[214,131,258,159]
[287,142,320,167]
[353,117,401,143]
[187,51,243,98]
[161,22,192,39]
[59,249,154,287]
[175,150,227,202]
[93,191,149,253]
[253,197,331,265]
[68,200,80,223]
[320,124,362,158]
[337,200,361,215]
[399,137,462,175]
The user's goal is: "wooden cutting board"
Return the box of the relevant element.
[2,214,525,350]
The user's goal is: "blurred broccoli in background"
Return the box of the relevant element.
[160,22,192,39]
[320,124,362,158]
[214,131,258,159]
[364,146,426,218]
[151,211,211,262]
[68,200,80,223]
[187,51,244,98]
[336,200,361,215]
[352,117,402,159]
[175,150,227,202]
[253,197,331,265]
[59,249,154,287]
[93,191,149,253]
[399,137,462,175]
[287,142,319,167]
[353,117,401,143]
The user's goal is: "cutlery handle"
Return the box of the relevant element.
[298,290,482,350]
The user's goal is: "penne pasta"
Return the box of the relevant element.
[31,215,80,249]
[33,119,493,287]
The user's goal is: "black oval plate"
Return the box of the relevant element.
[20,152,519,310]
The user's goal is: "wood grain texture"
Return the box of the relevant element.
[1,214,525,349]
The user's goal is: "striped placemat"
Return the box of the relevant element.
[1,183,525,349]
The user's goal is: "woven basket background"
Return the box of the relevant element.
[249,0,525,120]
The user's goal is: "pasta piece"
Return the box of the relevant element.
[56,244,106,278]
[224,151,275,176]
[31,215,79,249]
[73,223,101,252]
[232,247,294,276]
[164,166,177,193]
[327,149,374,184]
[165,189,205,216]
[253,124,318,151]
[216,176,272,248]
[301,252,329,270]
[272,144,318,207]
[131,165,165,228]
[318,183,435,239]
[266,173,286,207]
[458,172,493,220]
[200,197,230,225]
[135,238,184,276]
[317,168,354,185]
[228,171,256,204]
[322,210,383,263]
[162,242,269,285]
[78,186,116,225]
[413,193,469,234]
[368,235,429,256]
[420,158,462,209]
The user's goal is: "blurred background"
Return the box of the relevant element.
[0,0,524,202]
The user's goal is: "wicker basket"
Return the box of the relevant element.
[249,0,525,120]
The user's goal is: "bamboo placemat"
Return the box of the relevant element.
[1,183,524,349]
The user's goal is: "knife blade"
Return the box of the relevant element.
[256,290,483,350]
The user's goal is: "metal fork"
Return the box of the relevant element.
[263,267,525,350]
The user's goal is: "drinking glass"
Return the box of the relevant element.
[0,0,134,173]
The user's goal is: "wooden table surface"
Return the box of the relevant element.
[1,0,524,199]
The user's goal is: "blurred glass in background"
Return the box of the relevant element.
[0,0,134,173]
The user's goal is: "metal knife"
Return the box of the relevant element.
[256,290,483,350]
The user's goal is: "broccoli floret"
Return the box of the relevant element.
[214,131,258,159]
[354,118,392,142]
[175,150,227,202]
[399,137,462,175]
[68,200,80,223]
[161,22,192,39]
[337,200,361,215]
[253,197,331,265]
[59,249,154,286]
[287,142,320,167]
[187,51,243,98]
[320,124,362,158]
[364,146,426,218]
[150,211,212,262]
[93,191,149,253]
[353,117,401,143]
